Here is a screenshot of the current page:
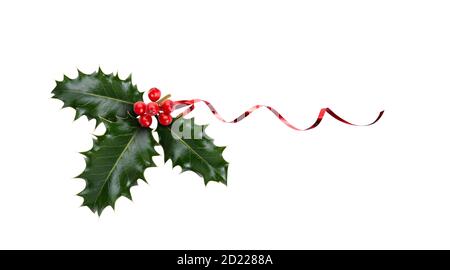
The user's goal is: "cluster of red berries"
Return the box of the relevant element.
[133,88,174,127]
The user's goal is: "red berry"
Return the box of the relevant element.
[158,113,172,126]
[139,114,152,128]
[133,101,146,115]
[146,102,159,115]
[148,88,161,102]
[160,100,174,114]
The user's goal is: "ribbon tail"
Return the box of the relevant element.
[173,99,384,131]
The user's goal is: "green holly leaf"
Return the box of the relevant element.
[78,117,158,215]
[157,117,228,185]
[52,68,141,123]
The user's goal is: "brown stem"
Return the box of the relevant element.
[157,94,171,105]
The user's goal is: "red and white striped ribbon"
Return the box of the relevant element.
[173,99,384,131]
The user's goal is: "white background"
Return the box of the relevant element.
[0,0,449,249]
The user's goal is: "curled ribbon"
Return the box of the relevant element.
[173,99,384,131]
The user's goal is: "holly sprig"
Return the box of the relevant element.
[52,69,228,215]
